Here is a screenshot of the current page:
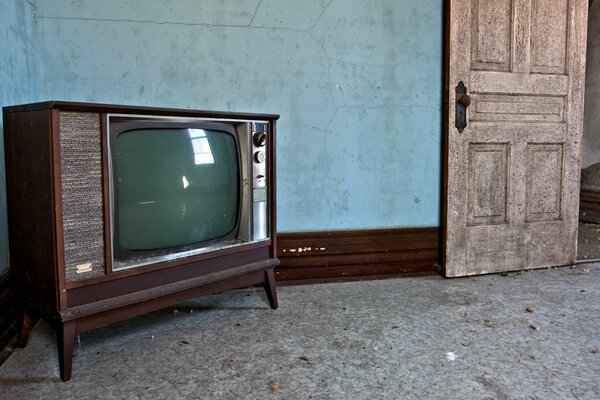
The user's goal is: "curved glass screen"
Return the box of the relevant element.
[114,128,240,251]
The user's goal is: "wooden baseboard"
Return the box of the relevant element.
[0,271,18,366]
[0,335,17,367]
[580,186,600,223]
[0,227,440,360]
[276,227,440,282]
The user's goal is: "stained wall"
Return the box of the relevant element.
[0,1,443,272]
[33,0,444,232]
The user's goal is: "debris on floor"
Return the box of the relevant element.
[268,383,279,392]
[2,266,599,399]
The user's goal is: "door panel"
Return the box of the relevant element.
[470,0,513,71]
[470,94,565,123]
[444,0,588,277]
[467,143,510,226]
[525,143,564,222]
[530,0,569,73]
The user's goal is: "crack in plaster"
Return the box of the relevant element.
[335,84,352,115]
[25,0,37,24]
[311,6,337,229]
[25,0,36,11]
[37,0,272,31]
[307,0,335,34]
[35,15,259,29]
[38,1,338,123]
[248,0,264,27]
[144,31,205,106]
[36,0,332,34]
[34,0,421,228]
[309,106,338,229]
[139,1,268,105]
[321,107,337,229]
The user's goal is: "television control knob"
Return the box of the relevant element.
[254,151,266,163]
[253,132,267,147]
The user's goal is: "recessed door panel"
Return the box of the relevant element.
[467,143,509,226]
[470,0,513,71]
[530,0,569,74]
[525,143,564,222]
[470,95,565,123]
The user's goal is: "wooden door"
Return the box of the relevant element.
[444,0,589,277]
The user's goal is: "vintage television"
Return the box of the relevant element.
[2,101,279,381]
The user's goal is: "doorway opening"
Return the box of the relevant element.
[578,0,600,262]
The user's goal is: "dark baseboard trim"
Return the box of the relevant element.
[276,227,440,282]
[0,335,17,367]
[0,271,18,367]
[580,186,600,223]
[0,227,440,362]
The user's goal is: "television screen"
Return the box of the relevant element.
[114,127,240,251]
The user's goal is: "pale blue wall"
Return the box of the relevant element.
[2,0,442,247]
[0,0,37,273]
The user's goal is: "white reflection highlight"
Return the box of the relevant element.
[182,176,190,189]
[188,129,214,165]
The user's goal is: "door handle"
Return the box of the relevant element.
[455,81,470,133]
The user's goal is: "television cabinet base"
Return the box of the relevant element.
[17,264,278,382]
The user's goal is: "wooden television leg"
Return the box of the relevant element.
[57,321,76,382]
[264,269,278,309]
[17,309,34,349]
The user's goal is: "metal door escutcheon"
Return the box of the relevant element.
[455,81,470,133]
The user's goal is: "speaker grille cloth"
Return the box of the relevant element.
[60,112,106,281]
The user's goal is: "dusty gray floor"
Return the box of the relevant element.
[1,265,599,399]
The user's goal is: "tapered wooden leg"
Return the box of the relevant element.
[263,269,278,309]
[17,309,33,348]
[57,321,76,382]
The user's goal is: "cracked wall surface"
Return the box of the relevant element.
[0,0,37,272]
[4,0,443,236]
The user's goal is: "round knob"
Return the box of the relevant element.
[254,151,266,163]
[253,132,267,147]
[458,94,471,107]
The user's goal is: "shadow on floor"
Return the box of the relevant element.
[578,221,600,260]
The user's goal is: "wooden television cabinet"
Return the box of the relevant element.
[3,101,279,381]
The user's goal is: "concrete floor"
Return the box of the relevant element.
[0,265,599,399]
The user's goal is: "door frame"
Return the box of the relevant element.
[441,0,450,275]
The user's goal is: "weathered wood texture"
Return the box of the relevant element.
[276,228,439,282]
[3,109,60,316]
[445,0,589,276]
